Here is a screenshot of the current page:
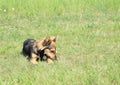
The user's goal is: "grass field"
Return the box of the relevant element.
[0,0,120,85]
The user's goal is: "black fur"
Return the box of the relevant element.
[37,50,47,61]
[22,39,36,60]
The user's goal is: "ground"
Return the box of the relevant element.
[0,0,120,85]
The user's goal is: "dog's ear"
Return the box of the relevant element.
[43,36,51,46]
[51,36,57,42]
[44,36,50,42]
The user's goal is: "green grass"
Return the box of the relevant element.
[0,0,120,85]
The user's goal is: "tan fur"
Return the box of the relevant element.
[35,37,50,50]
[45,49,56,59]
[30,53,39,64]
[47,58,54,64]
[44,36,57,62]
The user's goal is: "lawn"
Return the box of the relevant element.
[0,0,120,85]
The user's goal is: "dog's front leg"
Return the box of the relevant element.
[47,58,54,64]
[30,53,39,64]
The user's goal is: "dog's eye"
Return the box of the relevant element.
[51,50,55,53]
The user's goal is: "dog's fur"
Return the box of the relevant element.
[45,36,57,63]
[22,36,57,64]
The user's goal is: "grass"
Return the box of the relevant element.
[0,0,120,85]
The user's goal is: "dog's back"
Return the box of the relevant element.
[22,39,36,57]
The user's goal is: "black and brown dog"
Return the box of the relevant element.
[22,36,57,64]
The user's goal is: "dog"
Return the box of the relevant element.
[22,36,57,64]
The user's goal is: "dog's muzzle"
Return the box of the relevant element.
[44,54,57,61]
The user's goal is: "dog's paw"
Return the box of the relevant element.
[47,58,54,64]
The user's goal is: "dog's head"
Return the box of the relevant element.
[35,36,57,63]
[44,36,57,63]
